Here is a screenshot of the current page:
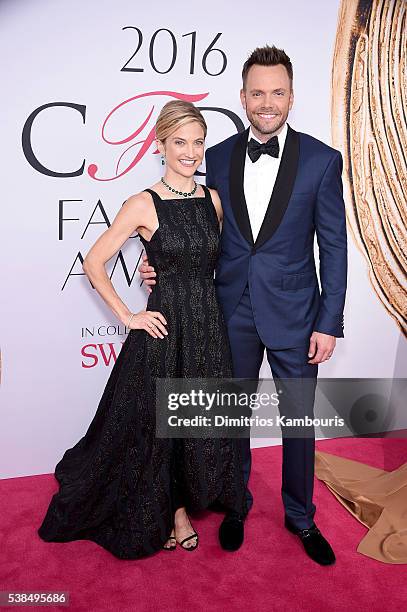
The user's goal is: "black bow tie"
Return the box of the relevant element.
[247,136,279,162]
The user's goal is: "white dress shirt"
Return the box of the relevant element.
[244,122,288,241]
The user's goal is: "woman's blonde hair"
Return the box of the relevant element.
[155,100,207,142]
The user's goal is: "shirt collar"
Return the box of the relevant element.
[248,122,288,153]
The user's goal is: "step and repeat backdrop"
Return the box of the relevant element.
[1,0,406,478]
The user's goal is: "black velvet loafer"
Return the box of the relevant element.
[219,512,245,551]
[285,518,336,565]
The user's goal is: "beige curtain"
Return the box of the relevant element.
[315,450,407,563]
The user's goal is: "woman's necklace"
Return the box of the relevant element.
[161,177,198,198]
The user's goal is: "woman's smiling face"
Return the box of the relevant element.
[158,121,205,178]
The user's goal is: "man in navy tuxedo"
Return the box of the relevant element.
[140,46,347,565]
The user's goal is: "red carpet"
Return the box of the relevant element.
[1,437,406,612]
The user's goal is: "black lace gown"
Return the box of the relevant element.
[38,186,247,559]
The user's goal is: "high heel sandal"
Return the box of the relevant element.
[176,521,199,552]
[163,531,177,551]
[178,532,199,551]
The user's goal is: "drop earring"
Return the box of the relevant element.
[161,155,166,165]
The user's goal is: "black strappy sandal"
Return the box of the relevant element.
[163,532,177,551]
[177,531,199,551]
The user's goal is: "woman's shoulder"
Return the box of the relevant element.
[117,190,156,225]
[206,187,222,222]
[206,186,219,196]
[207,187,221,205]
[124,189,154,210]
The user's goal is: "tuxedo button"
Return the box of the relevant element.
[251,247,257,255]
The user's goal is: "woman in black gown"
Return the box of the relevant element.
[37,100,247,559]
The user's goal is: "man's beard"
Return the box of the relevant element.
[247,110,287,138]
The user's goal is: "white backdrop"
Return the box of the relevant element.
[1,0,405,479]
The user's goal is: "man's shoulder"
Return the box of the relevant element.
[297,129,341,161]
[206,131,244,160]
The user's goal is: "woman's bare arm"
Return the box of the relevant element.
[83,193,167,338]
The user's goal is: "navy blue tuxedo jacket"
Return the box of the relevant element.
[205,124,347,349]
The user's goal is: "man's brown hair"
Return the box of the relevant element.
[242,45,293,89]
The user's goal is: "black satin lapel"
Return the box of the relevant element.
[229,128,254,246]
[254,125,300,248]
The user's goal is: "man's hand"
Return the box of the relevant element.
[138,254,156,294]
[308,331,336,364]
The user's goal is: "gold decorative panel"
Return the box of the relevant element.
[332,0,407,335]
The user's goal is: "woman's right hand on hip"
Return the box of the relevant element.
[130,310,168,339]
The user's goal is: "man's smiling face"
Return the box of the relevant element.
[240,63,294,142]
